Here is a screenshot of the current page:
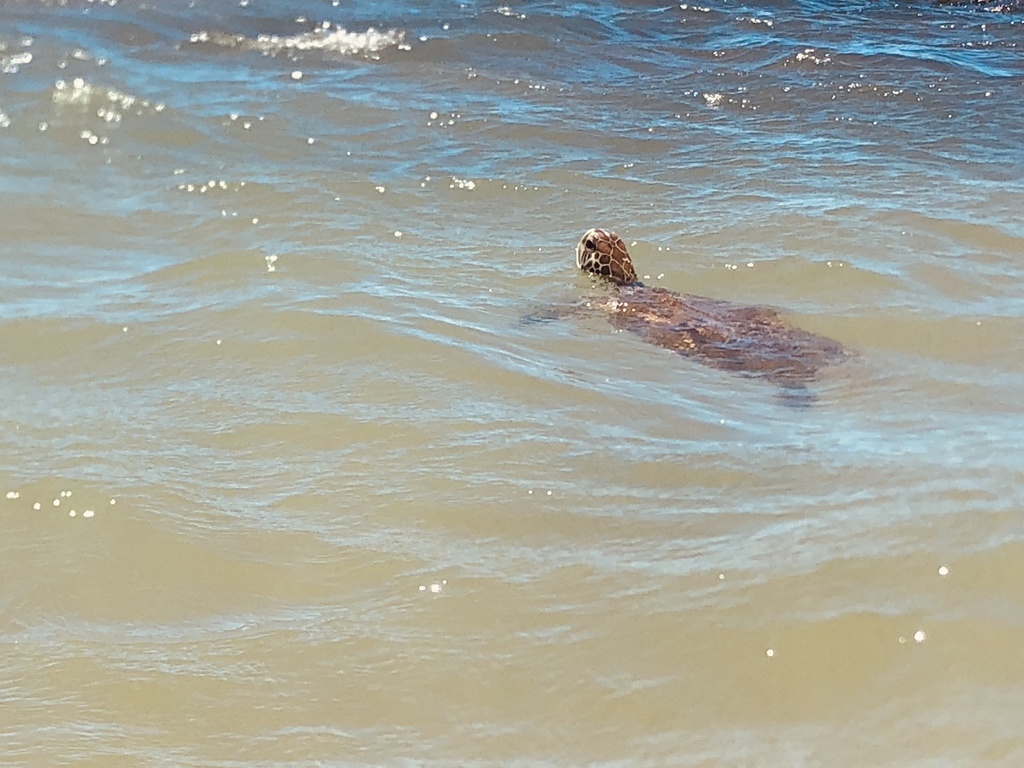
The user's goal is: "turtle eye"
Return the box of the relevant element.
[585,238,595,250]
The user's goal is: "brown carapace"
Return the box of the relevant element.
[574,228,847,400]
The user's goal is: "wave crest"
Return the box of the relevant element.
[189,24,409,60]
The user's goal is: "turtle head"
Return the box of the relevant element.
[576,228,638,286]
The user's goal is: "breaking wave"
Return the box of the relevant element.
[188,24,409,60]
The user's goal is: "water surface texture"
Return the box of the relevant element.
[2,0,1024,765]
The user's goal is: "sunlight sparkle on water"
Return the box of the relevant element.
[191,26,408,58]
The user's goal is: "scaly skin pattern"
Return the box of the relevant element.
[575,228,846,387]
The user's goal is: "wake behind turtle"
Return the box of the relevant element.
[570,228,848,398]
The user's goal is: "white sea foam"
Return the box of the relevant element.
[190,24,409,59]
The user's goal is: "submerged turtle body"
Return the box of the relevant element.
[575,228,846,389]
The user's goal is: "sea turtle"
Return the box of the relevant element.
[572,228,847,396]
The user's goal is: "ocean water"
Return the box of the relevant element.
[2,0,1023,764]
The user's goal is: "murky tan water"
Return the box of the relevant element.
[2,0,1024,765]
